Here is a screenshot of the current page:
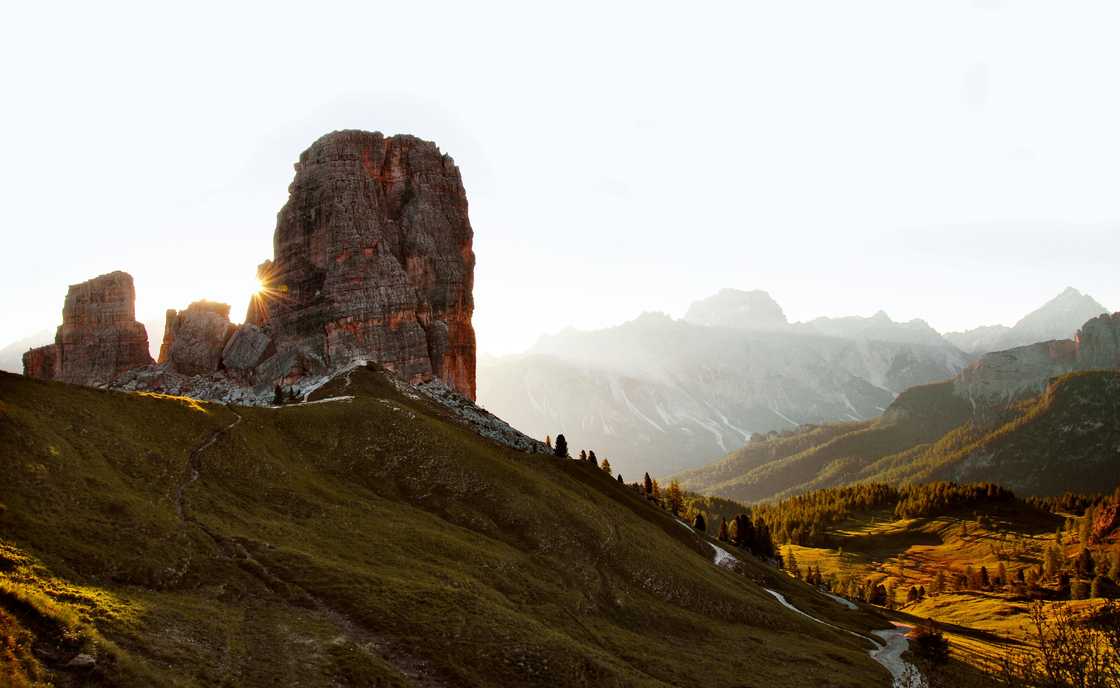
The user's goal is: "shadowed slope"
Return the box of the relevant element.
[0,369,890,687]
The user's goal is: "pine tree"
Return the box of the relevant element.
[588,450,599,467]
[785,547,799,578]
[979,565,990,590]
[553,434,568,458]
[600,458,611,474]
[651,479,661,504]
[579,449,587,462]
[616,474,624,484]
[727,518,739,544]
[1044,544,1063,580]
[692,512,706,532]
[273,384,285,406]
[718,517,729,542]
[1077,548,1095,578]
[666,480,684,515]
[909,619,950,665]
[545,435,551,448]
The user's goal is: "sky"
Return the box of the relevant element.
[1,1,1118,355]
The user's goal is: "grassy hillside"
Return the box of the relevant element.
[675,381,972,503]
[0,368,892,687]
[677,371,1120,504]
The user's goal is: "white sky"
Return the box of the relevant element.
[1,1,1118,354]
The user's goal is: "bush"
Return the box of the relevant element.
[1071,580,1090,600]
[908,619,950,665]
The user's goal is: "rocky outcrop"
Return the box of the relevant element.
[23,272,153,386]
[953,311,1120,408]
[221,323,274,373]
[248,130,476,399]
[1075,312,1120,370]
[954,339,1078,406]
[158,301,238,376]
[25,131,477,406]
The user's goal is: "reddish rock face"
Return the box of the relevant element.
[159,300,238,377]
[249,130,476,399]
[23,271,153,386]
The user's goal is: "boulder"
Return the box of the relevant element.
[159,301,237,376]
[221,323,274,372]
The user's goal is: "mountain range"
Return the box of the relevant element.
[676,310,1120,503]
[478,287,1109,478]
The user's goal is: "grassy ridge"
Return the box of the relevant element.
[677,371,1120,504]
[0,370,890,687]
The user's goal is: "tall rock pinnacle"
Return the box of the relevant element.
[248,130,477,399]
[23,271,153,385]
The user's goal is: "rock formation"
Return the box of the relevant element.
[248,130,476,399]
[954,311,1120,407]
[23,271,153,386]
[1075,312,1120,370]
[25,131,477,403]
[158,301,239,376]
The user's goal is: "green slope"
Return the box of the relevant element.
[675,381,972,503]
[678,371,1120,503]
[0,369,890,687]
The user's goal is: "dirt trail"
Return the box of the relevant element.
[172,407,450,687]
[175,410,243,521]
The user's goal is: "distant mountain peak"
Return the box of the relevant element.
[949,287,1109,354]
[683,289,788,331]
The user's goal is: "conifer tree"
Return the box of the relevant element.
[996,561,1008,588]
[727,518,739,545]
[545,435,551,448]
[600,458,611,474]
[588,450,599,467]
[692,512,706,532]
[554,434,568,458]
[642,472,653,496]
[785,547,799,578]
[651,479,661,503]
[1044,544,1063,580]
[718,517,729,542]
[666,480,684,516]
[980,565,990,590]
[273,384,285,406]
[579,449,587,462]
[933,570,946,594]
[616,473,624,484]
[1077,548,1095,578]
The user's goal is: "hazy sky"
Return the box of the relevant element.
[2,1,1118,354]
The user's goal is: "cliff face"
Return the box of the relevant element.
[23,271,153,386]
[953,311,1120,407]
[248,130,476,399]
